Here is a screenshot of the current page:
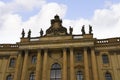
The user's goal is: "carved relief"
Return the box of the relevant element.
[46,15,68,36]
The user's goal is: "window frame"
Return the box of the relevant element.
[50,63,61,80]
[31,55,37,64]
[102,54,109,64]
[105,72,112,80]
[76,52,82,61]
[76,71,83,80]
[29,72,35,80]
[6,75,13,80]
[9,58,15,67]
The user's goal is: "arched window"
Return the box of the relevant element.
[50,63,61,80]
[31,56,37,64]
[77,71,83,80]
[105,72,112,80]
[6,75,13,80]
[102,54,109,64]
[9,58,15,67]
[29,72,35,80]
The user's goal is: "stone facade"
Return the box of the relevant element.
[0,15,120,80]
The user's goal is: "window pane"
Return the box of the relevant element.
[77,71,83,80]
[102,55,109,64]
[30,72,35,80]
[7,75,13,80]
[105,73,112,80]
[9,58,15,67]
[76,53,82,61]
[31,56,37,64]
[50,63,61,80]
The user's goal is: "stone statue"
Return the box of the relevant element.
[89,25,92,34]
[40,28,43,37]
[69,26,73,35]
[81,25,85,35]
[21,29,25,38]
[28,29,31,38]
[46,15,68,36]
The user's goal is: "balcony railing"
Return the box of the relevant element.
[96,38,120,44]
[0,44,19,48]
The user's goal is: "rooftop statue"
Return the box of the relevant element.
[46,15,68,36]
[69,26,73,35]
[21,29,25,38]
[40,28,43,37]
[28,29,31,38]
[89,25,93,34]
[81,25,85,35]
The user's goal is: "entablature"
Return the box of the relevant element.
[19,39,94,50]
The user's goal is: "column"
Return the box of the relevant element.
[14,52,22,80]
[91,48,98,80]
[84,48,90,80]
[63,48,67,80]
[35,50,42,80]
[1,57,7,80]
[70,48,75,80]
[42,49,48,80]
[112,52,119,80]
[21,50,28,80]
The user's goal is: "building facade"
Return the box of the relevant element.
[0,15,120,80]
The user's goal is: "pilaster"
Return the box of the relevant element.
[14,52,22,80]
[21,50,28,80]
[91,48,98,80]
[84,48,90,80]
[63,48,67,80]
[42,49,48,80]
[70,48,75,80]
[35,50,42,80]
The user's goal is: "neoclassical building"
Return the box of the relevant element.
[0,15,120,80]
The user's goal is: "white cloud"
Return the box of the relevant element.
[63,3,120,39]
[0,0,120,43]
[14,0,46,10]
[22,2,67,36]
[91,3,120,38]
[0,1,67,43]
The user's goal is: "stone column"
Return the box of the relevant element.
[111,52,119,80]
[42,49,48,80]
[1,57,7,80]
[21,50,28,80]
[84,48,90,80]
[91,48,98,80]
[14,52,22,80]
[63,48,67,80]
[35,50,42,80]
[70,48,75,80]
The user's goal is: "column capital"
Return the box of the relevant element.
[37,49,42,52]
[63,48,67,52]
[69,47,73,50]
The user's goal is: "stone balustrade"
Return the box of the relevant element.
[0,44,19,48]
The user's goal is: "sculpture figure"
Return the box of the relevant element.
[40,28,43,37]
[81,25,85,35]
[69,26,73,35]
[28,29,31,38]
[89,25,92,34]
[21,29,25,38]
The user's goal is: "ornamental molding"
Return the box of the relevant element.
[19,42,94,50]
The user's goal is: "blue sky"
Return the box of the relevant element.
[47,0,106,19]
[2,0,120,20]
[0,0,120,43]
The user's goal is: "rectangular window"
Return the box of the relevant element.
[102,54,109,64]
[76,53,82,61]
